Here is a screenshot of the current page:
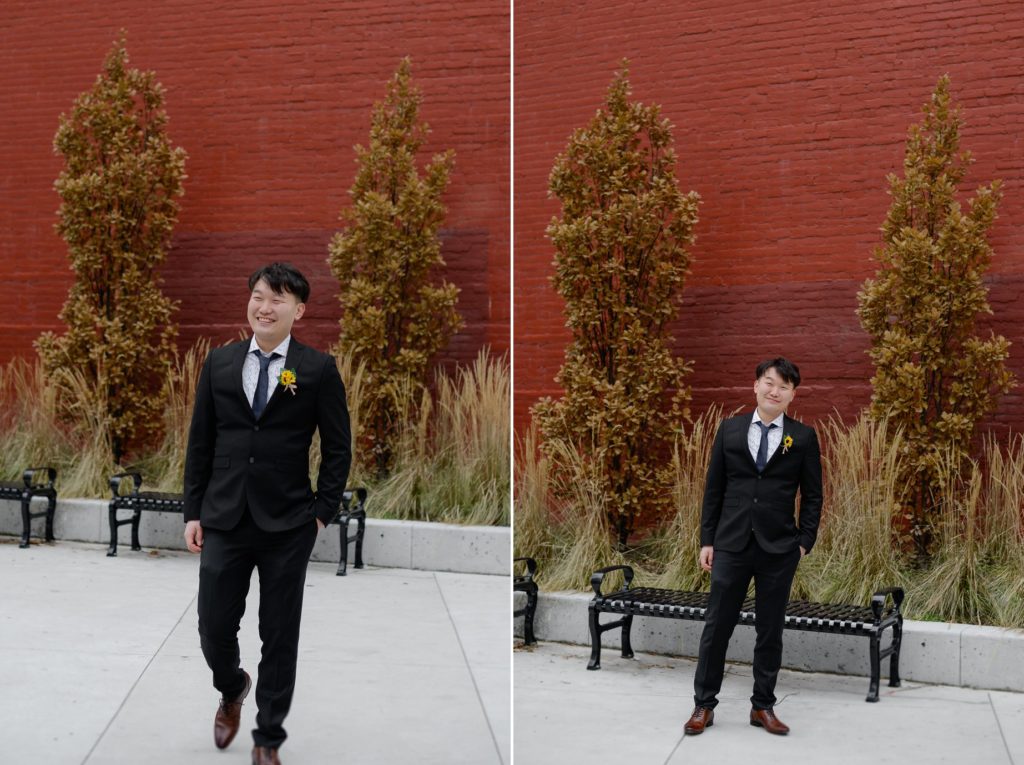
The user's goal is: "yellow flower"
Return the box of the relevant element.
[782,435,794,454]
[278,368,298,395]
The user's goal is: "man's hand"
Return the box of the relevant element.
[800,545,806,558]
[699,545,714,572]
[185,520,204,554]
[316,518,325,531]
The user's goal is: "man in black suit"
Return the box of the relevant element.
[684,357,822,737]
[183,263,351,765]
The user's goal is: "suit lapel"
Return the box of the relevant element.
[736,414,759,471]
[230,341,251,417]
[762,414,791,472]
[259,338,306,420]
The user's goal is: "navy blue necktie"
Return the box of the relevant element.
[251,351,280,419]
[756,421,776,472]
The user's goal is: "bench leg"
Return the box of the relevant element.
[587,604,602,670]
[130,510,142,552]
[523,584,537,645]
[889,618,903,688]
[107,503,119,557]
[867,632,881,702]
[45,491,56,542]
[19,493,31,548]
[621,614,635,659]
[354,516,365,569]
[336,518,349,576]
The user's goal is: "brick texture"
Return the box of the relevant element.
[514,0,1024,435]
[0,0,509,367]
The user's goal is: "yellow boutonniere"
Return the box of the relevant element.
[278,368,298,395]
[782,435,794,454]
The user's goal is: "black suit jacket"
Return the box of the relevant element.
[183,338,352,532]
[700,412,822,555]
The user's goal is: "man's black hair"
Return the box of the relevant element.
[248,262,310,303]
[756,357,801,388]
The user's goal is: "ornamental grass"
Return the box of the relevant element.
[515,410,1024,628]
[0,344,509,527]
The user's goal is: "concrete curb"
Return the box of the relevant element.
[513,590,1024,693]
[1,497,509,576]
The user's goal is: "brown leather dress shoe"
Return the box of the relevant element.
[684,706,714,735]
[750,706,790,735]
[252,745,282,765]
[214,670,251,749]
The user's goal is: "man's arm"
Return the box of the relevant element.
[797,426,823,554]
[700,422,727,547]
[698,422,728,570]
[182,354,216,550]
[311,356,352,527]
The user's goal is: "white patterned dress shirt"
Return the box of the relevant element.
[242,335,291,408]
[747,411,785,465]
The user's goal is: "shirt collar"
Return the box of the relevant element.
[752,410,785,429]
[248,334,291,358]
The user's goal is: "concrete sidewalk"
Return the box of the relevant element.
[0,538,510,765]
[514,641,1024,765]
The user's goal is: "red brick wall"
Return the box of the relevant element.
[1,0,509,368]
[514,0,1024,435]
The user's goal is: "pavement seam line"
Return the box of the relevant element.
[664,732,686,763]
[433,572,505,765]
[989,692,1015,765]
[80,591,198,765]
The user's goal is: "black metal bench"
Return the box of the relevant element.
[0,467,58,548]
[107,472,368,570]
[107,472,182,556]
[587,565,904,703]
[514,557,538,645]
[333,487,367,576]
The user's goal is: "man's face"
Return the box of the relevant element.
[248,278,305,350]
[753,367,796,420]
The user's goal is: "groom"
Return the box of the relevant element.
[183,262,351,765]
[684,357,822,737]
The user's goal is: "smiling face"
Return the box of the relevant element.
[754,366,796,422]
[248,278,305,352]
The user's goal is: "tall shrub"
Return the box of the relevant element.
[328,58,462,478]
[532,65,701,548]
[36,36,186,463]
[857,75,1013,557]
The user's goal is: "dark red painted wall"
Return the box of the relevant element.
[514,0,1024,435]
[1,0,509,367]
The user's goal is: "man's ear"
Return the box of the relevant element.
[295,303,306,321]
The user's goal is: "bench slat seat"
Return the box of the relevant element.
[587,565,904,702]
[602,587,891,637]
[107,472,368,578]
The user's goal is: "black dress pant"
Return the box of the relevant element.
[693,534,801,710]
[198,508,318,749]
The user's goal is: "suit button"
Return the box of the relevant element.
[254,426,260,432]
[249,457,255,464]
[753,498,759,504]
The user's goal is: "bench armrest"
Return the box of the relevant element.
[340,487,368,513]
[110,472,144,497]
[22,466,56,489]
[870,587,905,621]
[514,557,538,580]
[591,565,634,598]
